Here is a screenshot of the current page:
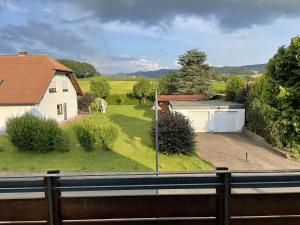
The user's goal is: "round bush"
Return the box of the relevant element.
[73,120,96,151]
[98,124,120,150]
[6,114,70,153]
[152,112,196,155]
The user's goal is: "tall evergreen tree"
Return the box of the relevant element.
[177,49,212,94]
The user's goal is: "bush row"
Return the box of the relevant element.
[91,93,152,106]
[74,119,120,151]
[6,114,69,153]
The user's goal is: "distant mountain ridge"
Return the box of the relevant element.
[116,64,266,77]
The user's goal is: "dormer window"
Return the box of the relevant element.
[62,81,68,92]
[0,80,3,86]
[49,81,56,93]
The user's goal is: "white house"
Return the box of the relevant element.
[170,100,245,133]
[0,52,83,132]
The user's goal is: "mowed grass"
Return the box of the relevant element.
[0,105,211,172]
[78,79,138,94]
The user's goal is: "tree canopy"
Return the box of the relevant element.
[225,75,246,102]
[90,77,110,98]
[58,59,99,78]
[247,36,300,156]
[132,78,152,104]
[157,72,179,95]
[177,48,212,95]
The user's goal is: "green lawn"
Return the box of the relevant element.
[0,105,211,172]
[78,79,138,94]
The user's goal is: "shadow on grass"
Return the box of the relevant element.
[134,105,154,119]
[0,139,152,172]
[109,113,153,148]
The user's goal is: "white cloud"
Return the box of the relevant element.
[0,0,28,13]
[90,55,160,74]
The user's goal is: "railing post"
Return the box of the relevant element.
[216,167,231,225]
[44,170,61,225]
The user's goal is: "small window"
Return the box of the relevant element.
[57,104,63,115]
[49,81,56,93]
[0,80,4,86]
[62,81,68,92]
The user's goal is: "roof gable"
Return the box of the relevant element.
[0,54,82,105]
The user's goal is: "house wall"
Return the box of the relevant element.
[172,108,245,133]
[0,105,35,132]
[0,73,78,132]
[37,73,78,122]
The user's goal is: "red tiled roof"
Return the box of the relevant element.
[0,53,82,105]
[158,95,208,101]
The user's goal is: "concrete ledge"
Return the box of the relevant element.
[243,128,291,159]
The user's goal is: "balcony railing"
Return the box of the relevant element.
[1,168,300,225]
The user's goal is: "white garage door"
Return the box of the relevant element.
[214,111,238,132]
[186,111,210,132]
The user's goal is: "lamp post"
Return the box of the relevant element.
[151,89,161,176]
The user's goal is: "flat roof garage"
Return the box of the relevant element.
[170,100,245,133]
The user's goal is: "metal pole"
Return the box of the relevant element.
[155,90,159,176]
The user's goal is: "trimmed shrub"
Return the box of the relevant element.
[115,95,126,105]
[152,112,196,155]
[56,130,70,152]
[97,124,120,150]
[78,93,96,112]
[6,114,69,153]
[90,98,107,112]
[90,76,110,98]
[73,120,96,151]
[106,93,152,105]
[132,78,153,104]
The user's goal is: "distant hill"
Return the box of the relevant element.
[116,64,265,78]
[212,64,266,75]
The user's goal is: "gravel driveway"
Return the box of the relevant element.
[197,133,300,169]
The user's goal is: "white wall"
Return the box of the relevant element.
[0,105,35,132]
[37,73,78,122]
[0,73,78,132]
[173,108,245,133]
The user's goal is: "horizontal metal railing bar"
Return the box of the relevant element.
[231,175,300,182]
[1,174,300,193]
[62,217,216,223]
[232,181,300,188]
[59,176,218,186]
[58,183,220,192]
[231,215,300,219]
[2,169,300,179]
[0,180,43,188]
[0,187,45,193]
[0,221,47,224]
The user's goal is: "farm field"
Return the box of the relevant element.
[0,105,211,172]
[78,79,138,94]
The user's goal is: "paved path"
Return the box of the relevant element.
[197,133,300,169]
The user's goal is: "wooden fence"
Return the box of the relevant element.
[1,169,300,225]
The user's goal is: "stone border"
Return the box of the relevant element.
[243,128,291,159]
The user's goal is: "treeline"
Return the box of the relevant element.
[58,59,99,78]
[246,37,300,156]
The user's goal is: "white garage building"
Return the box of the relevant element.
[170,100,245,133]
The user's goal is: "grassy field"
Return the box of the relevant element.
[0,105,211,172]
[78,79,138,94]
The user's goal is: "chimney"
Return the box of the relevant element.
[18,50,28,56]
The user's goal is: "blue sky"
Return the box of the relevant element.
[0,0,300,74]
